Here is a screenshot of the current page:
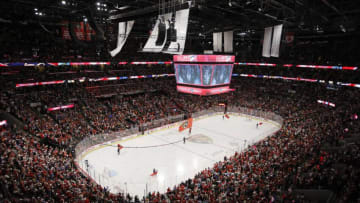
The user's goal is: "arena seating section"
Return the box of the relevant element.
[0,64,359,202]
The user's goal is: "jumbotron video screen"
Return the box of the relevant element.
[174,55,235,95]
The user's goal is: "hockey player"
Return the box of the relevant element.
[183,137,186,144]
[256,123,259,129]
[117,144,121,155]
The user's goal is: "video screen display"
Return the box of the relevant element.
[211,65,232,85]
[174,55,235,96]
[202,65,213,86]
[176,64,201,85]
[175,64,232,86]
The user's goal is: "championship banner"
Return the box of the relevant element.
[61,21,95,41]
[213,32,223,52]
[262,26,273,58]
[271,24,283,57]
[224,31,233,53]
[285,32,294,44]
[178,118,193,132]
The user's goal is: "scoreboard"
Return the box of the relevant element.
[173,55,235,95]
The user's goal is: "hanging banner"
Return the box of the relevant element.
[162,9,190,55]
[224,31,233,53]
[143,9,190,54]
[142,13,173,53]
[271,24,283,57]
[213,32,223,52]
[262,27,273,57]
[61,21,95,41]
[285,32,294,44]
[110,20,135,57]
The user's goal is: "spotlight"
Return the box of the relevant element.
[339,24,346,33]
[96,2,100,6]
[34,8,38,11]
[61,0,66,5]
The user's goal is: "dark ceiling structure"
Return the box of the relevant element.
[1,0,359,35]
[1,0,359,62]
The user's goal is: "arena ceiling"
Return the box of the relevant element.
[1,0,360,42]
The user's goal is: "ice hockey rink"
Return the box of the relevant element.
[79,113,280,197]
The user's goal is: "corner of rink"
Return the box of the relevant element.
[77,111,282,197]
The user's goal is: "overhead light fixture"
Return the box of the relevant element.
[84,18,88,22]
[314,25,323,33]
[61,0,66,5]
[339,24,346,32]
[228,0,232,7]
[97,7,100,10]
[115,5,130,10]
[96,2,100,6]
[34,8,38,11]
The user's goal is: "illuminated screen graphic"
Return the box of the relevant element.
[211,65,232,85]
[176,64,201,85]
[202,65,212,86]
[174,55,235,95]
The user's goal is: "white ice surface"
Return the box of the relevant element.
[79,114,280,197]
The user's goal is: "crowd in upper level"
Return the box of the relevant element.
[0,70,359,202]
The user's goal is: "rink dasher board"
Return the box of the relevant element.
[78,111,281,161]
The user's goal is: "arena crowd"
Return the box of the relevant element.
[0,72,359,202]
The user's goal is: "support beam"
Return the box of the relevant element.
[109,0,193,20]
[321,0,349,21]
